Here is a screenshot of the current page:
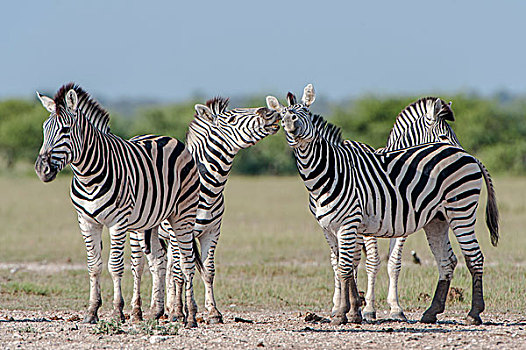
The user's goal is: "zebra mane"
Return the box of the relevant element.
[398,96,454,123]
[205,97,230,115]
[311,114,343,146]
[54,83,110,133]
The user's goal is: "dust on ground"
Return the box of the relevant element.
[0,309,524,349]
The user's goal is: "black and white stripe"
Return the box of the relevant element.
[267,84,498,326]
[130,97,280,323]
[35,83,201,327]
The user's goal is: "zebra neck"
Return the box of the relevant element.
[70,117,113,183]
[294,139,342,198]
[186,128,235,192]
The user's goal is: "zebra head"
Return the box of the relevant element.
[35,88,81,182]
[191,97,280,151]
[266,83,316,148]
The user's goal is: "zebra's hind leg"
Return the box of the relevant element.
[78,215,103,324]
[168,216,198,328]
[386,237,407,321]
[168,241,186,322]
[130,231,145,323]
[421,218,457,324]
[199,232,223,324]
[362,236,380,322]
[448,206,485,325]
[108,226,127,323]
[143,226,167,320]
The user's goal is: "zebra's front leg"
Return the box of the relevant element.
[108,226,127,323]
[142,227,167,320]
[332,224,362,325]
[130,231,145,323]
[362,236,380,322]
[167,243,186,322]
[169,217,198,328]
[386,237,407,321]
[421,219,457,324]
[78,215,103,324]
[322,229,341,317]
[199,232,223,324]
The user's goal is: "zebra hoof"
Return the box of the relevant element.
[420,312,437,324]
[112,310,126,323]
[185,318,198,328]
[362,311,376,322]
[171,313,186,323]
[82,314,99,324]
[348,312,362,324]
[466,314,483,326]
[150,308,165,320]
[208,315,224,324]
[130,308,143,324]
[389,311,407,321]
[330,314,348,326]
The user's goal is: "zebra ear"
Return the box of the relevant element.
[66,89,78,111]
[36,92,56,113]
[301,84,316,106]
[195,104,215,122]
[266,96,283,112]
[432,98,442,120]
[286,92,297,106]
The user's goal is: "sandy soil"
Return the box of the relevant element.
[0,309,524,349]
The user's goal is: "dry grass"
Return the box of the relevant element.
[0,175,524,316]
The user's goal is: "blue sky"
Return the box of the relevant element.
[3,0,526,101]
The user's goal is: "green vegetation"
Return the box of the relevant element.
[2,93,525,174]
[0,176,524,316]
[92,319,124,335]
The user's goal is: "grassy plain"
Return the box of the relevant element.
[0,175,524,317]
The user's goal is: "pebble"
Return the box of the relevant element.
[149,335,171,344]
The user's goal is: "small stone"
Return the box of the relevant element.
[257,341,265,347]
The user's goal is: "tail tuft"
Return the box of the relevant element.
[193,237,204,274]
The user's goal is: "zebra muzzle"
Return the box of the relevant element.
[35,154,58,183]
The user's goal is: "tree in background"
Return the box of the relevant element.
[0,100,44,168]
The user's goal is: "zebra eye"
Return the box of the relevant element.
[60,126,70,133]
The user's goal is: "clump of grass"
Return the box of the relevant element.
[135,319,178,336]
[92,319,124,335]
[2,281,51,296]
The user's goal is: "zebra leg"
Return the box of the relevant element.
[448,207,485,325]
[165,242,176,315]
[362,236,380,322]
[421,218,457,324]
[107,226,127,323]
[332,224,362,325]
[130,231,145,323]
[168,243,186,322]
[143,226,167,320]
[168,216,198,328]
[386,237,407,321]
[322,229,341,317]
[199,232,223,324]
[78,215,104,324]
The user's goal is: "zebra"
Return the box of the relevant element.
[35,83,202,328]
[353,97,499,322]
[266,84,499,325]
[129,97,281,323]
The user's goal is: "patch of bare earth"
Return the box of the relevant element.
[0,309,524,349]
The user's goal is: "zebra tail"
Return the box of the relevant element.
[193,236,204,274]
[477,159,499,246]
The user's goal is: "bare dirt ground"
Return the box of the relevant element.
[0,309,524,349]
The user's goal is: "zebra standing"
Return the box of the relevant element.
[266,84,498,325]
[35,84,201,327]
[354,97,499,321]
[130,97,281,323]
